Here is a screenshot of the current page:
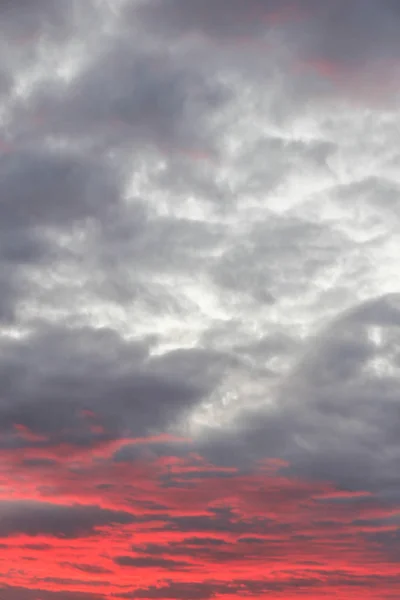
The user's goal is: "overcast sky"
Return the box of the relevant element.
[1,1,400,599]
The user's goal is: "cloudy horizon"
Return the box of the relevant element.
[1,1,400,598]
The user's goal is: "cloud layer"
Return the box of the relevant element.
[1,1,400,598]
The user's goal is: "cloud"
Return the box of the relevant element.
[118,573,400,599]
[0,584,107,600]
[61,45,226,151]
[134,0,290,39]
[0,0,78,36]
[1,440,399,597]
[1,0,400,598]
[136,0,400,70]
[0,149,116,228]
[0,323,213,445]
[0,147,119,325]
[113,555,189,570]
[0,501,134,538]
[63,564,113,575]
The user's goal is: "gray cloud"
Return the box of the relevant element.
[0,501,134,538]
[0,0,77,36]
[62,563,113,575]
[195,294,400,495]
[113,555,189,570]
[18,31,229,161]
[0,148,119,325]
[0,149,116,229]
[0,324,212,442]
[136,0,400,67]
[0,585,106,600]
[134,0,285,39]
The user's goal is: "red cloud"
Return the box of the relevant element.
[0,433,399,599]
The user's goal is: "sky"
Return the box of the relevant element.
[1,1,400,598]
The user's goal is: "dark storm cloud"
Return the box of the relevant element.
[179,537,228,546]
[137,0,400,74]
[0,149,116,229]
[0,585,106,600]
[0,500,134,538]
[27,37,228,156]
[299,0,400,67]
[0,0,78,36]
[198,293,400,496]
[134,0,286,39]
[0,323,215,441]
[0,270,22,324]
[113,555,189,569]
[63,563,113,575]
[22,543,52,550]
